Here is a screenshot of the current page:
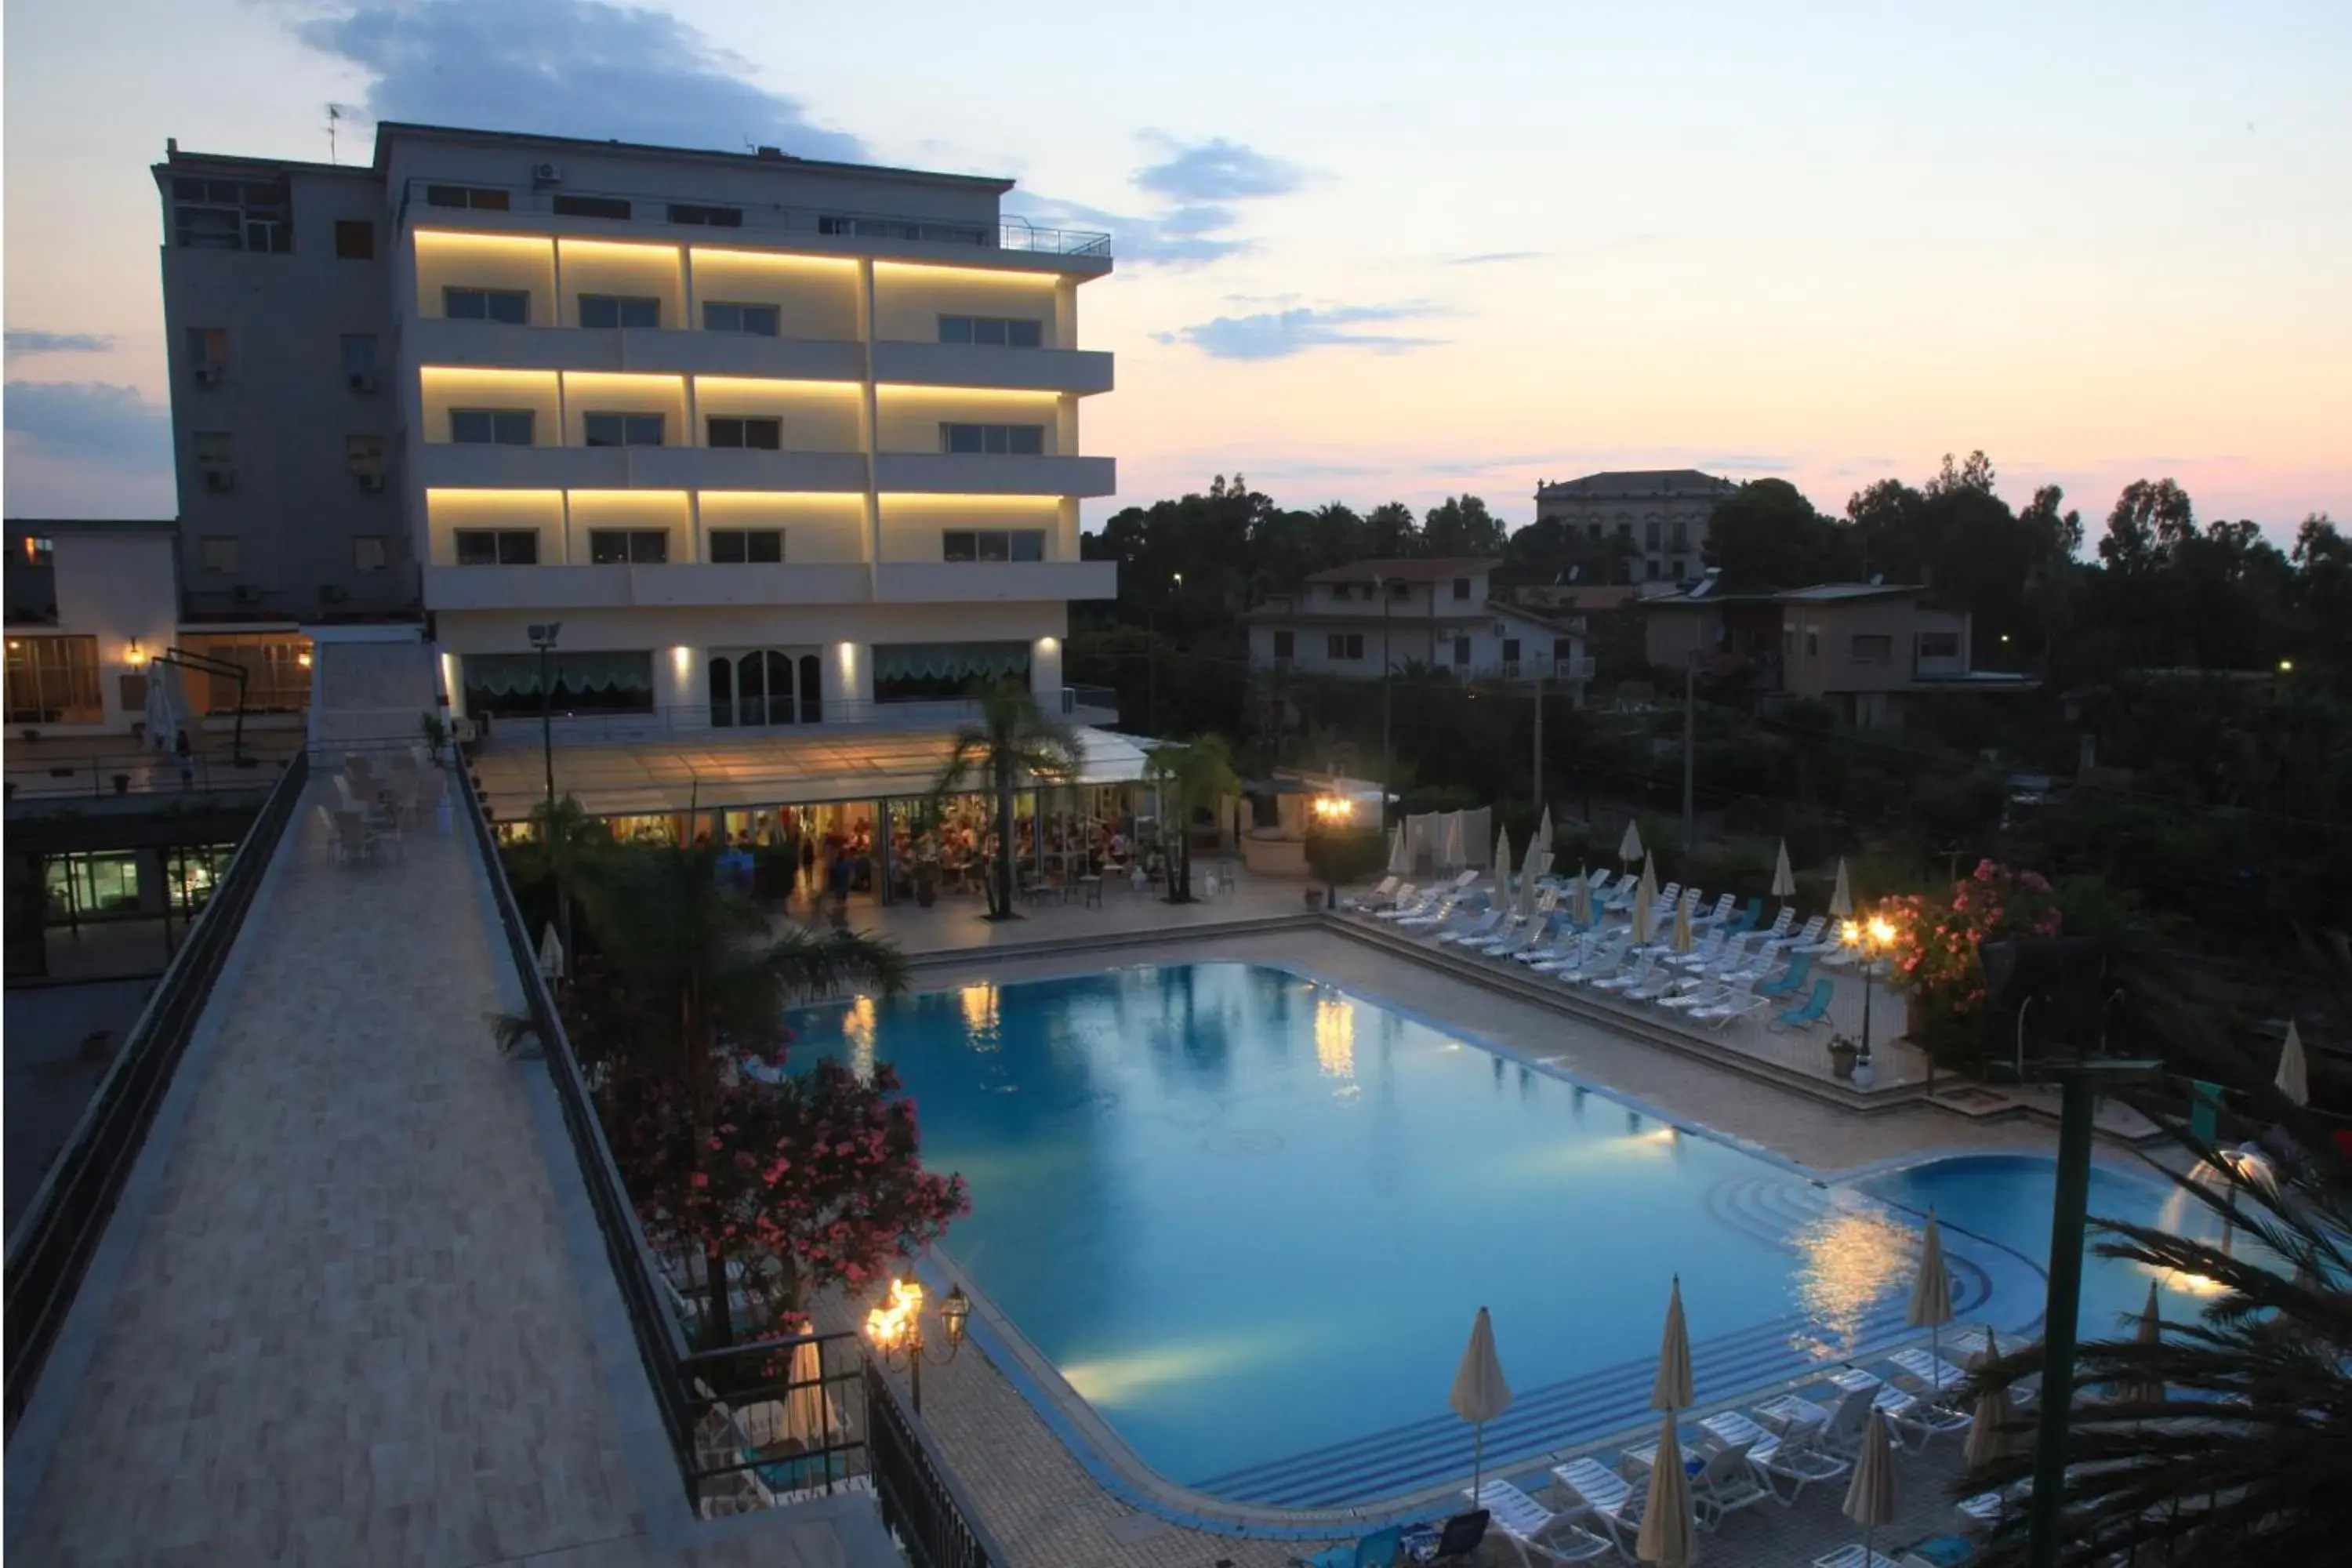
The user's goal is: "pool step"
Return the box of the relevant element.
[900,913,1316,968]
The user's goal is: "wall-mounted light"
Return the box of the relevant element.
[297,650,313,669]
[126,639,147,667]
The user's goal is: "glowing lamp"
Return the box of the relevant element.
[939,1285,971,1350]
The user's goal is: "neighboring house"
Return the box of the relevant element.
[153,121,1119,755]
[1533,469,1738,586]
[1244,557,1591,699]
[1640,577,2028,729]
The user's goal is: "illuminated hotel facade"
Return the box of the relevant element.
[154,122,1116,756]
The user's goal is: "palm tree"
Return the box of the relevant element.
[1957,1073,2351,1566]
[929,681,1080,920]
[573,843,908,1345]
[504,792,608,982]
[1147,733,1242,903]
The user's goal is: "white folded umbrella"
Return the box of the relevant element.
[1771,839,1796,901]
[1908,1207,1955,1377]
[1843,1408,1897,1563]
[1619,819,1646,866]
[1651,1275,1693,1410]
[1962,1328,2018,1472]
[1635,1406,1695,1565]
[1494,824,1514,899]
[1535,804,1554,855]
[1829,856,1854,920]
[1450,1307,1512,1498]
[1387,825,1410,877]
[2278,1020,2309,1105]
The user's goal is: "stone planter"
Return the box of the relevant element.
[1828,1042,1860,1081]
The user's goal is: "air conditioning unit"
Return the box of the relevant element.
[232,585,263,607]
[203,470,236,494]
[357,473,387,494]
[194,366,221,387]
[348,371,379,394]
[531,162,564,185]
[319,584,348,605]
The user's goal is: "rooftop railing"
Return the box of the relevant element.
[401,179,1111,258]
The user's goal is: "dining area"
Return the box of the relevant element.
[315,746,442,867]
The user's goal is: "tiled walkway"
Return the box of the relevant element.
[9,781,887,1567]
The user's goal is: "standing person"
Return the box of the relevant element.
[174,728,194,789]
[827,844,853,927]
[798,831,818,911]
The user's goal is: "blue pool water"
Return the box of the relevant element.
[795,963,2201,1507]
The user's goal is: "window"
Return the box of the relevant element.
[709,529,783,564]
[710,648,821,727]
[194,433,235,492]
[1502,638,1522,664]
[667,202,742,227]
[43,851,140,917]
[333,219,375,260]
[1644,521,1661,549]
[354,536,389,572]
[200,535,239,573]
[449,409,535,445]
[937,315,1044,348]
[4,634,101,724]
[165,844,238,915]
[1388,581,1410,601]
[1452,577,1471,601]
[170,176,290,252]
[1670,558,1688,581]
[1553,637,1577,663]
[1271,630,1294,661]
[173,630,310,716]
[341,333,379,383]
[583,412,665,448]
[940,423,1045,456]
[578,294,660,329]
[1918,632,1962,659]
[425,184,510,211]
[589,529,669,564]
[346,434,385,488]
[706,416,782,450]
[23,535,55,566]
[1806,630,1820,656]
[444,287,528,325]
[1327,633,1365,660]
[703,301,780,336]
[871,641,1027,703]
[185,327,227,376]
[1645,558,1661,579]
[553,194,631,220]
[1850,633,1893,662]
[453,530,539,566]
[942,529,1045,562]
[818,214,986,245]
[1454,636,1472,665]
[1671,521,1688,550]
[465,650,654,717]
[1615,521,1632,540]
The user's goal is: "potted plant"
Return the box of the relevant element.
[1827,1033,1861,1081]
[419,710,450,768]
[111,772,131,796]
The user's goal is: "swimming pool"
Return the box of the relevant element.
[796,962,2201,1512]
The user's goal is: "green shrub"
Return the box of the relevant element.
[1305,828,1388,885]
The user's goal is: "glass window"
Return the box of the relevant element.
[185,326,227,372]
[666,202,742,227]
[45,851,141,917]
[1454,637,1472,664]
[588,529,669,564]
[553,194,631,220]
[346,434,384,477]
[444,288,528,324]
[938,423,1046,455]
[1008,530,1044,561]
[172,176,289,252]
[938,315,974,344]
[937,314,1043,347]
[425,184,510,211]
[703,301,780,336]
[333,220,375,260]
[1272,630,1294,659]
[165,844,238,914]
[449,409,535,445]
[340,334,379,376]
[870,641,1030,703]
[583,412,664,448]
[453,530,538,566]
[3,634,101,724]
[23,535,54,565]
[354,536,389,572]
[709,529,783,564]
[706,416,781,450]
[179,633,314,714]
[578,294,660,329]
[942,529,1045,562]
[942,531,977,561]
[200,535,238,573]
[1502,638,1522,663]
[1452,577,1471,601]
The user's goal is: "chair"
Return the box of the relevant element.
[1592,955,1657,994]
[1664,931,1726,972]
[1700,1409,1851,1504]
[1765,915,1826,955]
[1691,978,1765,1026]
[1690,1438,1769,1529]
[1657,978,1727,1013]
[344,753,376,790]
[1425,1508,1490,1566]
[1294,1525,1404,1568]
[1771,979,1835,1031]
[1549,1458,1646,1553]
[1438,909,1507,946]
[1341,876,1401,912]
[1686,891,1738,928]
[1625,964,1683,1003]
[1373,885,1429,920]
[1759,952,1816,998]
[329,808,381,866]
[1468,1479,1612,1563]
[1892,1348,1971,1397]
[1723,895,1764,934]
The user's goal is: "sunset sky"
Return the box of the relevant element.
[6,0,2347,540]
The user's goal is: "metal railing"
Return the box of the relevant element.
[401,179,1112,258]
[466,697,1011,750]
[5,744,292,804]
[458,761,1005,1558]
[2,750,307,1437]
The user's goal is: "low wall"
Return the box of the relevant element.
[1239,831,1307,879]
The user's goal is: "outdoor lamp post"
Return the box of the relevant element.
[527,621,562,822]
[1311,792,1353,908]
[862,1276,971,1417]
[1841,913,1898,1069]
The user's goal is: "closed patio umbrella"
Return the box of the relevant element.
[1441,811,1465,871]
[537,921,566,981]
[1828,857,1854,920]
[1494,825,1514,900]
[1651,1275,1693,1411]
[1635,1406,1696,1565]
[1631,863,1657,946]
[2124,1281,2165,1406]
[1387,825,1410,877]
[1671,895,1693,956]
[1618,818,1646,869]
[1450,1307,1512,1499]
[1517,840,1544,920]
[1844,1407,1897,1565]
[1573,866,1594,927]
[1908,1207,1955,1388]
[1771,839,1796,903]
[1963,1328,2019,1473]
[2278,1020,2309,1105]
[1535,804,1554,855]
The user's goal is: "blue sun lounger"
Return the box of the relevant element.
[1773,978,1835,1030]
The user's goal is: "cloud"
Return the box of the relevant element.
[6,330,116,357]
[1449,252,1545,267]
[5,382,175,516]
[1134,136,1305,202]
[5,381,171,459]
[1156,304,1447,361]
[292,0,864,162]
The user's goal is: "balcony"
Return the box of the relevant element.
[415,445,868,493]
[423,562,869,612]
[875,561,1116,603]
[873,452,1115,498]
[870,339,1112,395]
[404,318,866,381]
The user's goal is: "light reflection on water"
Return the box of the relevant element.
[1787,1196,1916,1359]
[959,982,1002,1050]
[842,994,877,1083]
[1314,993,1356,1080]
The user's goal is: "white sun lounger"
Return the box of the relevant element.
[1700,1409,1853,1504]
[1549,1458,1646,1553]
[1466,1478,1614,1564]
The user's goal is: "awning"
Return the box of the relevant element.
[470,724,1154,821]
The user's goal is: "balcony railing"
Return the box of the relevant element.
[401,179,1110,258]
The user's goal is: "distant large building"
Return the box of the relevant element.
[1243,558,1591,699]
[1534,469,1738,586]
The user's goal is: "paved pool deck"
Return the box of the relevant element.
[6,778,894,1568]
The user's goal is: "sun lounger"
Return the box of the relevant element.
[1395,897,1463,930]
[1466,1479,1613,1564]
[1664,931,1727,971]
[1592,955,1657,993]
[1891,1348,1970,1396]
[1724,896,1764,934]
[1770,979,1835,1031]
[1690,978,1765,1025]
[1549,1458,1646,1553]
[1435,909,1504,944]
[1657,978,1726,1012]
[1690,1438,1770,1529]
[1340,876,1400,912]
[1700,1410,1852,1504]
[1828,1367,1970,1449]
[1758,952,1815,998]
[1686,892,1737,928]
[1371,885,1428,920]
[1625,964,1682,1002]
[1294,1524,1404,1568]
[1811,1547,1901,1568]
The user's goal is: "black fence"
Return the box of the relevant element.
[457,768,1005,1563]
[3,750,308,1437]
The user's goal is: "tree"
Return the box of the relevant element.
[1365,500,1420,556]
[1704,478,1849,585]
[1422,494,1507,557]
[505,792,608,985]
[569,843,911,1345]
[930,681,1080,920]
[1146,733,1243,902]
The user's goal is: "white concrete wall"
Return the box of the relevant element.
[41,532,183,731]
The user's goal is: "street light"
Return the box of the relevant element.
[1311,792,1354,909]
[1840,913,1898,1070]
[1148,572,1181,736]
[862,1276,971,1417]
[527,621,562,822]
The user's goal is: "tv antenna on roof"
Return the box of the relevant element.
[327,103,342,165]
